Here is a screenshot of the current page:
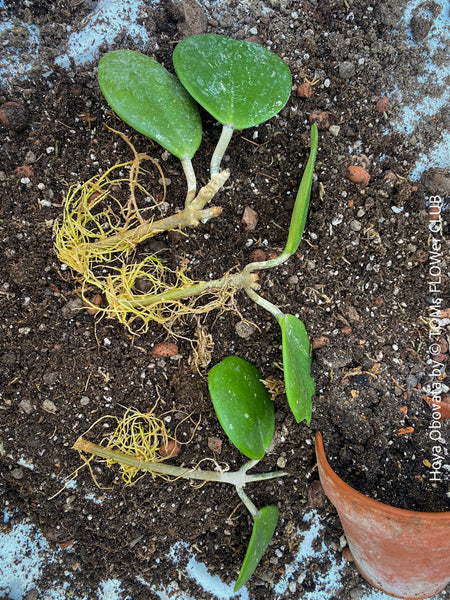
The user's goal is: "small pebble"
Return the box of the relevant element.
[346,165,370,187]
[83,293,103,315]
[376,96,390,112]
[277,456,286,468]
[0,101,28,131]
[242,205,258,230]
[11,468,24,480]
[308,110,330,129]
[248,249,267,262]
[159,440,181,458]
[151,342,179,358]
[208,436,222,453]
[339,61,355,79]
[350,220,362,232]
[25,150,37,163]
[61,297,84,319]
[328,125,340,136]
[43,371,59,386]
[296,82,314,98]
[19,399,33,414]
[42,399,57,413]
[235,320,257,339]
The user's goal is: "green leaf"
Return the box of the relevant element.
[208,356,274,460]
[173,34,292,130]
[284,123,318,255]
[234,505,279,591]
[98,50,202,159]
[280,314,315,424]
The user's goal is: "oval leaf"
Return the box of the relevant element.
[173,34,292,129]
[280,314,315,424]
[98,49,202,159]
[208,356,274,460]
[234,505,279,591]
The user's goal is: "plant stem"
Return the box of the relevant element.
[74,438,287,487]
[245,288,284,322]
[189,170,230,211]
[243,250,292,276]
[122,270,259,310]
[241,124,319,319]
[211,124,234,174]
[181,157,197,206]
[236,486,260,519]
[73,171,230,255]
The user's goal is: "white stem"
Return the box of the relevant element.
[74,439,288,487]
[244,251,292,274]
[210,123,234,174]
[245,288,285,323]
[182,157,197,206]
[236,486,260,519]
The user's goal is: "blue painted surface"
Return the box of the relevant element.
[0,1,448,598]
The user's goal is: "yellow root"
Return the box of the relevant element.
[54,142,166,281]
[74,405,200,486]
[99,407,171,485]
[54,128,236,335]
[98,257,237,333]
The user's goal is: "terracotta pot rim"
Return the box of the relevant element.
[315,431,450,520]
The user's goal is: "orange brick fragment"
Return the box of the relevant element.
[397,426,414,435]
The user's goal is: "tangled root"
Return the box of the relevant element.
[75,405,200,486]
[99,407,173,485]
[101,257,238,333]
[54,129,166,281]
[54,128,237,336]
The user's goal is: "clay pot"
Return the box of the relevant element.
[315,432,450,599]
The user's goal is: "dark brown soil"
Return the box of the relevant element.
[1,0,448,598]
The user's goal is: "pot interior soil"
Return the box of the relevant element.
[1,0,449,598]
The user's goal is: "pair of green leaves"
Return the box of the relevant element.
[97,34,292,159]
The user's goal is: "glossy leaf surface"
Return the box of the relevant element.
[173,34,292,129]
[208,356,274,460]
[98,50,202,159]
[280,314,315,424]
[234,505,279,591]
